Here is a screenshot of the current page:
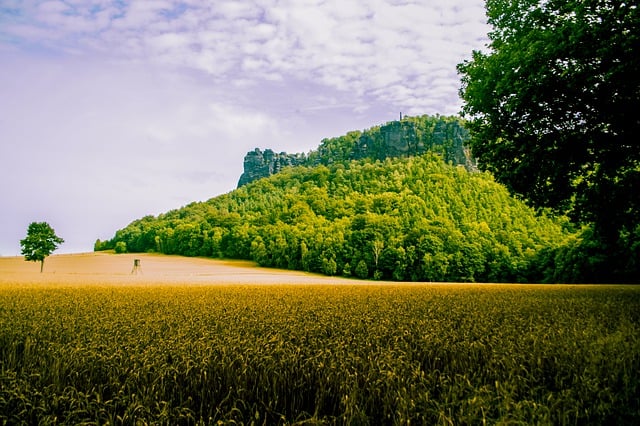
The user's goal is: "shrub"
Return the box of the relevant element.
[114,241,127,254]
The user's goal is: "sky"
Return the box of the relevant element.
[0,0,489,255]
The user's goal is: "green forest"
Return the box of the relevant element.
[97,124,577,283]
[97,114,638,283]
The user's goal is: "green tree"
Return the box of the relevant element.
[20,222,64,272]
[250,236,269,266]
[322,256,338,276]
[355,259,369,279]
[114,241,127,254]
[458,1,639,254]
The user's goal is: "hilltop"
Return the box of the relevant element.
[238,115,476,187]
[96,115,575,282]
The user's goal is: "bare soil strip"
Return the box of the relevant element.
[0,252,371,286]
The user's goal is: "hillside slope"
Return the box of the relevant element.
[98,153,571,282]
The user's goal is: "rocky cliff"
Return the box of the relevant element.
[237,149,307,187]
[237,115,476,187]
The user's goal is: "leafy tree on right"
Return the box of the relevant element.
[458,0,639,282]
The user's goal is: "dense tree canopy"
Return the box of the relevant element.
[458,0,639,226]
[20,222,64,272]
[98,154,573,283]
[457,0,639,282]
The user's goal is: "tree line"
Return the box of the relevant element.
[97,153,579,283]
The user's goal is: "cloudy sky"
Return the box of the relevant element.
[0,0,489,255]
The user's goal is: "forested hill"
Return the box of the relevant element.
[96,153,575,283]
[237,115,476,187]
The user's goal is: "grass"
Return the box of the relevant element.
[1,280,639,425]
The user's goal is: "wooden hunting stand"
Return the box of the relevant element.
[131,258,142,275]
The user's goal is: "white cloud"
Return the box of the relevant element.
[1,0,489,113]
[0,0,490,253]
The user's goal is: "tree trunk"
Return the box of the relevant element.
[40,259,44,273]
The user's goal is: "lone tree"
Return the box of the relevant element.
[458,0,639,279]
[20,222,64,272]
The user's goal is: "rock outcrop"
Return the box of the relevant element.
[237,115,476,187]
[237,149,307,187]
[351,117,476,169]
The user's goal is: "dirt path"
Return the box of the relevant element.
[0,252,369,286]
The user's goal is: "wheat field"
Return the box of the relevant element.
[1,253,639,424]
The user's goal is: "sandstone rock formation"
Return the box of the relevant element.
[237,149,307,187]
[237,115,476,188]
